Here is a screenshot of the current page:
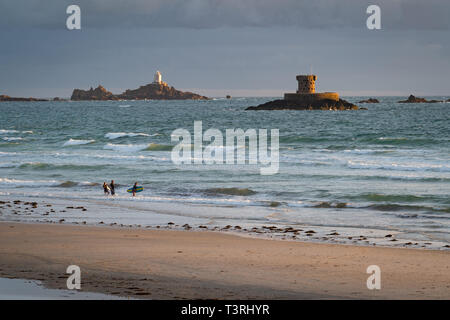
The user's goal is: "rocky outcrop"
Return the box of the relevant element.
[0,95,47,102]
[70,83,208,101]
[117,83,208,100]
[358,98,379,103]
[398,95,442,103]
[245,98,358,111]
[71,86,118,101]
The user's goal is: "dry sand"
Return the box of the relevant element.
[0,222,449,299]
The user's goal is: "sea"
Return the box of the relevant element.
[0,97,449,249]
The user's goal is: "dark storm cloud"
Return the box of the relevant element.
[0,0,449,30]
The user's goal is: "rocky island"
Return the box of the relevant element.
[117,82,208,100]
[71,71,208,101]
[398,95,442,103]
[71,85,117,101]
[0,95,47,102]
[246,98,358,111]
[358,98,379,103]
[246,75,358,111]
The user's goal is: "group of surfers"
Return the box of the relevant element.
[103,181,139,197]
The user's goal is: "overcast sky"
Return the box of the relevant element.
[1,0,449,97]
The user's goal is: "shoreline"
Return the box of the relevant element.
[1,195,448,251]
[0,221,449,299]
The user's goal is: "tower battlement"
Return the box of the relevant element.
[296,75,317,93]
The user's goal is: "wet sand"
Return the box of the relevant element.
[0,222,449,299]
[1,197,448,250]
[0,277,125,300]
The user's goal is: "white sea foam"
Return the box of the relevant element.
[2,137,23,141]
[0,178,59,187]
[118,105,131,108]
[0,129,19,134]
[79,181,98,186]
[0,178,99,188]
[105,132,151,140]
[377,137,407,140]
[347,160,450,172]
[63,139,95,147]
[0,152,18,157]
[31,151,153,161]
[343,149,391,155]
[103,143,150,152]
[0,130,32,134]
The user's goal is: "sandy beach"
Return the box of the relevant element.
[0,222,448,299]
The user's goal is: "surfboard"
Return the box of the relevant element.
[127,186,144,193]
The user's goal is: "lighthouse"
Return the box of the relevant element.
[153,70,162,84]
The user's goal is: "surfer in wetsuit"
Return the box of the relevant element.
[103,182,110,195]
[110,180,115,196]
[132,182,138,197]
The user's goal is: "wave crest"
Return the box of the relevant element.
[104,143,172,152]
[105,132,151,140]
[2,137,23,142]
[63,139,95,146]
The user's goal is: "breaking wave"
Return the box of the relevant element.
[0,177,98,188]
[63,139,95,146]
[0,129,19,134]
[0,178,59,187]
[2,137,23,142]
[347,160,450,172]
[104,143,172,152]
[202,187,257,196]
[104,132,151,139]
[0,129,32,134]
[104,143,150,152]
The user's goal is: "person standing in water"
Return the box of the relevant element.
[103,182,110,195]
[110,180,115,196]
[132,182,138,197]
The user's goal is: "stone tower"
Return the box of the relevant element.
[296,75,316,94]
[284,74,339,103]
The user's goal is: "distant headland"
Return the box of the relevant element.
[246,75,358,111]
